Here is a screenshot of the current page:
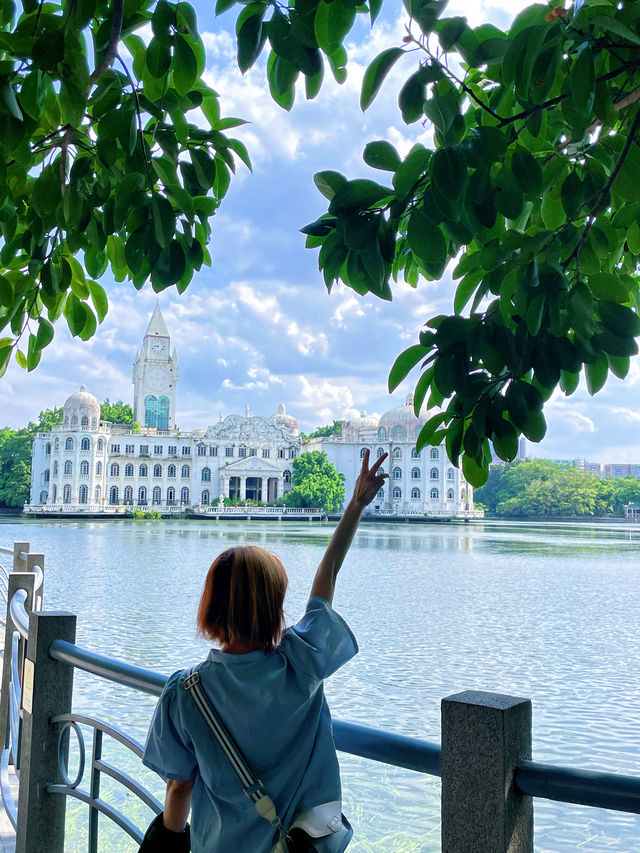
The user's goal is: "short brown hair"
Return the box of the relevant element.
[197,546,287,651]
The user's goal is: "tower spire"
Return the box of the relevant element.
[145,304,169,338]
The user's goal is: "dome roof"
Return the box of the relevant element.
[378,394,427,436]
[63,386,101,426]
[270,403,299,435]
[346,411,379,429]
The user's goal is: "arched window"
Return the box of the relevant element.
[152,486,162,503]
[153,464,162,477]
[377,488,384,499]
[70,416,78,429]
[157,396,170,430]
[411,467,421,479]
[40,490,48,504]
[95,486,101,502]
[167,486,176,503]
[411,487,421,499]
[97,438,103,451]
[81,415,89,428]
[447,468,455,480]
[378,427,386,439]
[181,464,190,478]
[91,417,97,429]
[46,442,51,455]
[64,460,73,475]
[392,467,402,479]
[138,486,147,505]
[124,463,134,477]
[124,486,133,503]
[201,467,211,482]
[430,488,439,499]
[391,425,406,439]
[65,437,74,451]
[81,437,90,451]
[283,470,291,484]
[181,487,190,504]
[44,469,50,483]
[53,461,58,475]
[430,468,439,479]
[360,447,367,459]
[110,462,120,476]
[392,486,402,499]
[201,490,210,505]
[393,447,402,458]
[78,484,88,504]
[80,460,89,476]
[63,484,71,503]
[96,461,102,476]
[411,447,420,458]
[168,464,176,478]
[377,447,385,458]
[447,488,454,500]
[430,447,439,460]
[145,395,157,428]
[139,463,148,477]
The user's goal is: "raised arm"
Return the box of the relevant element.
[310,450,388,605]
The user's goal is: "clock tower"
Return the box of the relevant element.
[132,305,179,430]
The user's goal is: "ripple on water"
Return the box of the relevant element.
[1,516,639,851]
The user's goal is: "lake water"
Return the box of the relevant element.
[1,516,639,852]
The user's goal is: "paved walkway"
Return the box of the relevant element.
[0,628,16,853]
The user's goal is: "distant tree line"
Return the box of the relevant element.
[475,459,640,518]
[300,421,343,440]
[0,401,133,508]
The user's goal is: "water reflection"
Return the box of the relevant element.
[1,516,639,851]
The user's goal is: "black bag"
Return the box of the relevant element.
[138,811,190,853]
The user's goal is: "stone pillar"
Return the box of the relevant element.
[240,477,246,501]
[0,573,35,751]
[16,611,77,853]
[13,542,29,572]
[441,690,533,853]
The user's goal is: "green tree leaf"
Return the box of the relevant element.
[360,47,405,111]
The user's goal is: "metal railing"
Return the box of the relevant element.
[1,540,639,853]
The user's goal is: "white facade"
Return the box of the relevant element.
[29,308,474,517]
[306,402,474,517]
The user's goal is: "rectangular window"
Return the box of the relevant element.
[168,446,177,456]
[197,446,207,456]
[125,444,134,454]
[111,444,120,454]
[210,446,218,456]
[238,447,246,458]
[140,445,149,455]
[278,449,285,458]
[262,449,270,458]
[154,445,163,455]
[182,446,191,456]
[225,447,233,457]
[249,448,256,457]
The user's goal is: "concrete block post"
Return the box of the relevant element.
[25,553,44,611]
[15,611,76,853]
[0,573,35,752]
[441,690,533,853]
[12,542,29,572]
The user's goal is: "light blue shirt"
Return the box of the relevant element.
[142,596,358,853]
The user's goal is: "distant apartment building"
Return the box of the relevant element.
[602,463,640,479]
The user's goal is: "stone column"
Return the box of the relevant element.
[240,477,246,501]
[441,690,533,853]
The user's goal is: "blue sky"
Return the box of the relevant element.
[2,0,640,464]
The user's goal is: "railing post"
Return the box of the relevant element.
[12,542,29,572]
[441,690,533,853]
[25,553,44,610]
[15,611,76,853]
[0,573,35,751]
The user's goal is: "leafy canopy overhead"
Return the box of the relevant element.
[2,0,640,486]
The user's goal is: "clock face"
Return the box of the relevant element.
[150,339,166,354]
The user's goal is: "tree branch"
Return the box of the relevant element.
[89,0,124,85]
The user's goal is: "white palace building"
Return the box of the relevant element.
[26,307,478,520]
